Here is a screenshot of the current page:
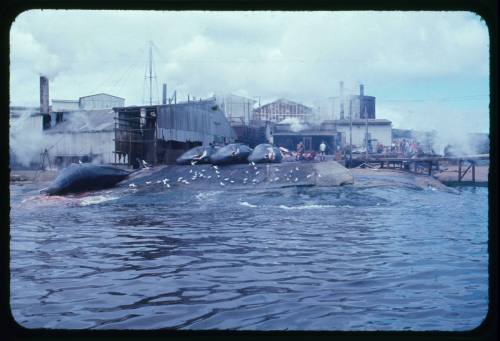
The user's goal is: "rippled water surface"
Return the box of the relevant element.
[10,180,488,330]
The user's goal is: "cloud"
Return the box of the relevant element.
[9,10,489,134]
[10,26,63,79]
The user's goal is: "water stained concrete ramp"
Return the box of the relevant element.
[122,160,354,190]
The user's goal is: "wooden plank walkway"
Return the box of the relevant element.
[355,154,489,184]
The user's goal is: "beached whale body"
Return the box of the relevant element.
[209,143,253,165]
[176,146,216,165]
[248,143,283,164]
[44,163,131,195]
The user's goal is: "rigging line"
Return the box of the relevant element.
[151,41,166,61]
[110,60,137,90]
[115,58,143,96]
[113,50,147,93]
[111,48,145,90]
[88,62,119,95]
[89,46,146,95]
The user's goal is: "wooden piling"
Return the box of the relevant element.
[472,161,476,183]
[458,159,462,182]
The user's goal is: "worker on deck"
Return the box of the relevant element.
[296,141,304,161]
[319,141,327,161]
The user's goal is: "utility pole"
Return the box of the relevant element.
[365,106,368,163]
[340,81,344,120]
[349,99,353,168]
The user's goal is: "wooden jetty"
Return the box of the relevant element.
[355,154,489,184]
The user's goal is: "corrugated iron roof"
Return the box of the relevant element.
[79,93,125,100]
[45,109,115,134]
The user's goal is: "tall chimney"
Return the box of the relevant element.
[339,81,344,119]
[162,83,167,105]
[40,75,49,114]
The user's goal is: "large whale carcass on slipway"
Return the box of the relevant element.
[248,143,283,164]
[41,163,132,196]
[176,145,218,165]
[209,143,253,165]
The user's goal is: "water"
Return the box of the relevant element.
[9,180,488,330]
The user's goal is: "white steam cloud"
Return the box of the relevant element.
[9,111,53,167]
[280,117,308,132]
[10,26,64,80]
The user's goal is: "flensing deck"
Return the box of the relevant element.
[358,154,489,184]
[364,154,489,163]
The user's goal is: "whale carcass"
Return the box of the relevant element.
[209,143,253,165]
[176,145,217,165]
[43,163,131,195]
[248,143,283,164]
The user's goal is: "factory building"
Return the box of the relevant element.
[345,94,376,119]
[114,98,237,166]
[272,83,392,154]
[45,91,125,166]
[52,93,125,112]
[253,98,313,123]
[337,84,375,119]
[44,109,116,166]
[333,118,392,148]
[51,100,80,112]
[79,93,125,110]
[10,76,126,168]
[272,121,340,154]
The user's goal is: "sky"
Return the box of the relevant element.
[9,10,490,133]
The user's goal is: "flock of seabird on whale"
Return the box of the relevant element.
[42,143,321,196]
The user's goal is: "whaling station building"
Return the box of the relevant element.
[10,76,126,168]
[270,83,392,153]
[114,97,236,166]
[9,77,235,168]
[10,76,392,169]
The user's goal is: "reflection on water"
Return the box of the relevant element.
[10,182,488,330]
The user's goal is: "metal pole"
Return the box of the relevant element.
[365,106,368,163]
[340,81,344,119]
[129,125,132,168]
[472,161,476,183]
[458,159,462,182]
[149,41,153,106]
[349,99,352,168]
[154,113,157,165]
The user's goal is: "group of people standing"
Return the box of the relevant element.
[391,138,421,156]
[295,140,328,161]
